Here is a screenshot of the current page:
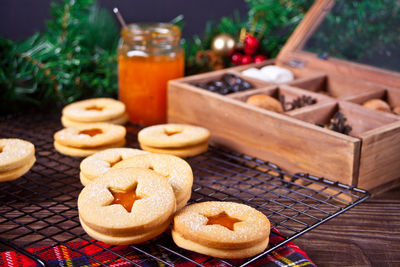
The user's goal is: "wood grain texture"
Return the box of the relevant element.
[168,81,360,185]
[287,74,327,92]
[295,186,400,267]
[289,73,385,100]
[344,88,386,105]
[358,121,400,190]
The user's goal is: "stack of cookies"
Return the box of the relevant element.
[54,123,126,157]
[76,126,271,259]
[54,97,130,157]
[61,98,129,127]
[138,124,211,157]
[77,151,194,245]
[78,167,177,245]
[77,148,271,259]
[0,139,36,182]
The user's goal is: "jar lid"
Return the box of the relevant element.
[121,23,181,47]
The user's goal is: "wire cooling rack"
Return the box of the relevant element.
[0,113,369,267]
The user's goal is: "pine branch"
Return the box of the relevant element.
[0,0,119,115]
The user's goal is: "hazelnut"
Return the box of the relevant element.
[246,94,284,113]
[362,99,391,112]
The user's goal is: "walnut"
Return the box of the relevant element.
[246,94,284,113]
[362,99,391,112]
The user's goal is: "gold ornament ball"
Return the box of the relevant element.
[211,34,236,56]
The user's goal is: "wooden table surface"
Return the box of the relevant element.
[295,185,400,267]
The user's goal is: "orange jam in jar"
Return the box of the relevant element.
[118,23,184,126]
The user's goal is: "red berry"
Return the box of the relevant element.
[241,55,253,65]
[231,53,243,65]
[254,55,267,63]
[244,34,259,55]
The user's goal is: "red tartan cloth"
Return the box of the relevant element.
[0,229,315,267]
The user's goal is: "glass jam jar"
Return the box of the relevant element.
[118,23,184,126]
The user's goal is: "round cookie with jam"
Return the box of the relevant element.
[172,201,270,259]
[62,113,130,127]
[0,139,35,172]
[80,148,149,186]
[139,142,208,158]
[78,167,176,245]
[54,139,126,158]
[54,123,126,157]
[138,124,210,148]
[0,139,36,182]
[62,98,126,123]
[54,123,126,148]
[113,153,193,210]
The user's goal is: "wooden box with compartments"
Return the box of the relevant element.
[167,0,400,193]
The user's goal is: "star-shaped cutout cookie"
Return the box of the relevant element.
[206,211,242,231]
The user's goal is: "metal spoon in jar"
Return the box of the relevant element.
[113,7,128,29]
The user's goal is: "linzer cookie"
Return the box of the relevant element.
[62,98,129,126]
[138,124,210,148]
[54,139,126,158]
[78,167,176,245]
[113,153,193,210]
[62,112,129,127]
[140,142,208,158]
[0,139,36,182]
[138,124,210,157]
[79,148,149,186]
[172,201,270,259]
[54,123,126,157]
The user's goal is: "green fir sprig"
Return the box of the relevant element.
[0,0,119,115]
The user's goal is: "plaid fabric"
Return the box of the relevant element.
[0,229,315,267]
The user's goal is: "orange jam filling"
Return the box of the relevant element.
[164,126,183,136]
[109,186,141,212]
[79,128,103,137]
[85,106,104,111]
[164,130,181,136]
[206,211,242,231]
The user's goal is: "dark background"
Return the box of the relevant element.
[0,0,248,41]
